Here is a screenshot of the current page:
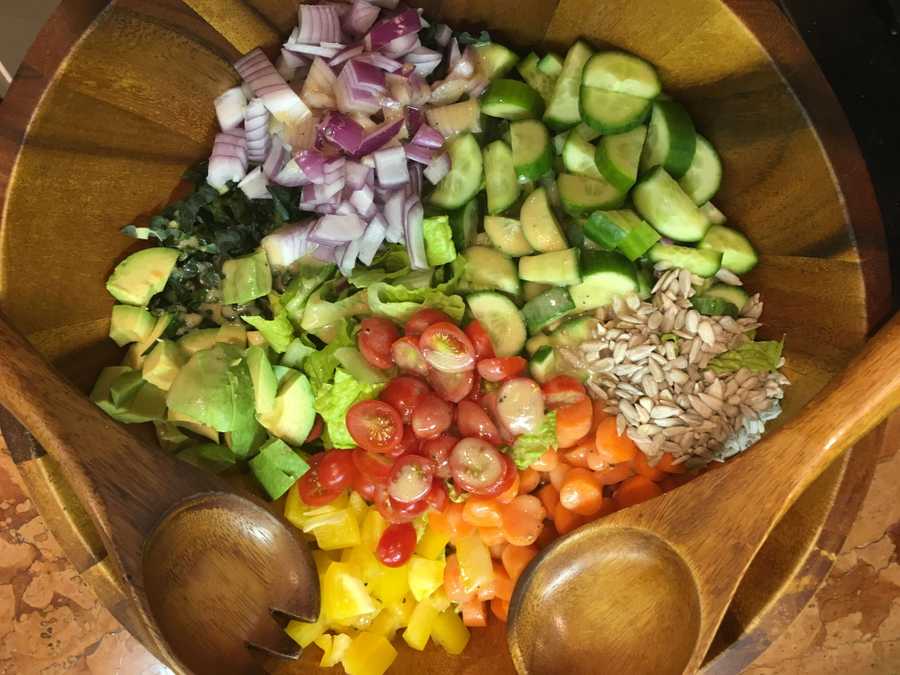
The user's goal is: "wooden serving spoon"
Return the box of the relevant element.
[0,314,319,675]
[508,313,900,675]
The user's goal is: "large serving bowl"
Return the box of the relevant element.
[0,0,892,673]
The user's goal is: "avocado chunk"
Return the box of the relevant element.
[258,368,316,446]
[178,328,220,355]
[142,340,185,391]
[249,438,311,500]
[217,325,247,346]
[245,346,277,415]
[221,249,272,305]
[90,367,166,423]
[166,344,246,432]
[167,409,219,443]
[106,247,180,306]
[109,305,156,347]
[223,359,265,459]
[177,443,237,473]
[153,421,191,452]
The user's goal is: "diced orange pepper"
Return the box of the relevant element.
[461,598,487,627]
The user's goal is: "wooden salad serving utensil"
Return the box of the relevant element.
[508,313,900,675]
[0,314,320,675]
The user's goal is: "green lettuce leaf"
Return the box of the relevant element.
[349,246,413,288]
[303,319,356,389]
[301,279,369,335]
[282,259,336,324]
[708,340,784,375]
[423,216,457,266]
[509,411,557,469]
[314,368,385,448]
[367,282,465,323]
[242,312,294,354]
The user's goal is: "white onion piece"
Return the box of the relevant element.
[301,57,338,109]
[374,146,409,187]
[424,152,451,185]
[297,4,343,44]
[344,0,381,36]
[404,196,427,270]
[339,237,361,277]
[311,214,366,244]
[349,184,375,214]
[358,214,387,266]
[261,221,315,268]
[238,167,272,200]
[244,98,270,163]
[214,87,247,131]
[383,190,405,243]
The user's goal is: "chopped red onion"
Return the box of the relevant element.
[297,4,343,45]
[383,190,406,243]
[330,43,365,67]
[345,59,387,94]
[208,157,246,191]
[405,71,432,106]
[368,0,399,8]
[349,184,375,214]
[355,118,404,157]
[336,201,358,216]
[374,146,409,187]
[238,167,272,199]
[366,9,422,50]
[344,0,381,37]
[467,76,489,98]
[325,156,347,174]
[450,46,476,79]
[273,159,309,187]
[311,214,366,244]
[339,237,362,277]
[383,33,420,58]
[244,98,271,163]
[411,124,444,149]
[434,24,452,47]
[302,57,338,109]
[448,39,462,73]
[235,49,311,125]
[285,42,344,59]
[261,221,315,267]
[408,161,423,197]
[335,66,381,115]
[358,214,387,265]
[277,48,308,81]
[356,52,402,72]
[360,154,376,169]
[404,196,427,270]
[405,46,442,77]
[297,149,327,184]
[312,244,339,262]
[404,143,437,165]
[263,142,288,178]
[424,152,451,185]
[214,87,247,131]
[321,112,364,154]
[345,161,371,189]
[405,106,424,136]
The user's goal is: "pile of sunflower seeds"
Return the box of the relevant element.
[560,266,790,468]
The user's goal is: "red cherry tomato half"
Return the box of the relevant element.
[411,393,454,440]
[391,425,419,458]
[497,378,545,435]
[449,437,508,496]
[466,369,484,403]
[457,400,502,445]
[305,415,324,444]
[425,479,449,511]
[352,448,393,483]
[480,390,517,445]
[416,435,458,479]
[376,522,417,567]
[464,320,495,360]
[388,454,435,503]
[428,368,475,403]
[391,337,429,376]
[404,308,453,337]
[297,468,343,506]
[419,322,476,374]
[374,486,429,523]
[379,376,429,424]
[541,375,589,409]
[353,471,380,502]
[346,400,403,454]
[477,356,528,383]
[316,450,357,491]
[358,317,400,369]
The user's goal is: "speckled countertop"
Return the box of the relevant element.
[0,415,897,675]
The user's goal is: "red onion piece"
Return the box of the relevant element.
[404,196,428,270]
[301,57,337,109]
[344,0,381,37]
[321,112,364,154]
[355,118,404,157]
[424,152,451,185]
[330,43,365,67]
[358,214,387,266]
[208,130,248,190]
[297,4,343,45]
[405,106,424,136]
[345,59,387,94]
[345,161,370,190]
[297,149,327,184]
[366,9,422,50]
[244,98,271,163]
[404,143,437,165]
[434,24,452,48]
[238,167,271,200]
[383,33,420,58]
[235,49,311,124]
[285,43,344,59]
[335,66,381,115]
[273,159,309,187]
[411,123,444,149]
[450,46,476,79]
[263,142,288,178]
[405,46,443,77]
[277,48,308,81]
[374,146,409,187]
[261,221,315,267]
[312,244,339,262]
[310,214,366,244]
[349,184,375,214]
[325,156,346,174]
[339,237,361,277]
[369,0,400,8]
[467,77,489,98]
[408,161,423,198]
[356,52,402,72]
[383,190,406,244]
[214,87,247,131]
[336,201,358,216]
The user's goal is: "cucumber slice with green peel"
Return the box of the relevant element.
[429,133,484,209]
[523,281,551,301]
[640,101,697,178]
[580,87,652,134]
[529,345,557,383]
[522,287,576,334]
[558,173,626,216]
[450,198,481,251]
[632,167,710,242]
[636,263,653,299]
[568,249,638,312]
[678,135,722,204]
[691,296,739,318]
[517,53,556,103]
[426,99,482,138]
[595,125,647,192]
[518,248,581,286]
[474,43,520,80]
[552,131,568,156]
[581,51,662,99]
[484,216,534,256]
[700,202,727,226]
[698,224,758,274]
[584,210,660,261]
[526,334,553,355]
[484,140,521,214]
[481,80,545,120]
[466,291,527,357]
[459,246,520,296]
[647,242,722,277]
[564,218,587,250]
[538,53,564,77]
[703,283,750,311]
[573,122,601,142]
[544,40,593,130]
[520,187,569,252]
[562,132,603,180]
[510,119,553,180]
[551,316,598,345]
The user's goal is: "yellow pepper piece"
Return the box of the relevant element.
[428,587,451,612]
[455,533,494,595]
[312,549,336,578]
[348,491,368,523]
[315,632,352,668]
[431,609,470,655]
[367,608,402,639]
[284,484,348,530]
[322,562,377,623]
[307,509,361,550]
[368,560,409,608]
[361,509,388,552]
[402,600,440,651]
[340,544,376,580]
[285,611,327,648]
[342,631,398,675]
[408,555,446,602]
[416,525,450,560]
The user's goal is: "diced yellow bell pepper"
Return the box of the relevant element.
[322,562,377,623]
[348,491,368,523]
[361,509,387,552]
[368,561,409,608]
[342,631,397,675]
[456,533,494,595]
[306,509,361,550]
[285,611,327,648]
[284,484,348,530]
[408,555,446,602]
[312,549,337,578]
[341,544,374,580]
[367,608,402,639]
[429,587,451,612]
[431,609,470,655]
[416,525,450,560]
[402,600,440,651]
[315,632,352,667]
[382,593,415,630]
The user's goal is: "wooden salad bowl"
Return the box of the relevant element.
[0,0,892,673]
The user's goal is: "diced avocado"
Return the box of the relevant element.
[529,345,557,383]
[91,367,166,424]
[177,443,237,474]
[167,409,219,443]
[166,344,245,432]
[217,324,248,347]
[153,421,191,452]
[109,369,145,407]
[134,312,173,358]
[258,368,317,446]
[518,249,581,286]
[142,340,185,391]
[106,247,179,306]
[245,345,277,415]
[551,316,599,346]
[109,305,156,347]
[281,338,315,369]
[224,359,264,459]
[422,215,457,266]
[178,329,220,355]
[91,366,132,406]
[221,248,272,305]
[122,343,147,370]
[568,250,638,312]
[335,347,391,385]
[250,438,311,500]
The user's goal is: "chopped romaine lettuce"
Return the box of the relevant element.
[314,368,385,448]
[301,280,369,336]
[282,259,337,324]
[509,411,557,469]
[367,282,465,323]
[708,340,784,375]
[423,216,457,266]
[303,320,356,389]
[242,302,294,353]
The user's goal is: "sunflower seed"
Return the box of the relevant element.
[651,405,681,419]
[698,321,716,345]
[616,414,627,436]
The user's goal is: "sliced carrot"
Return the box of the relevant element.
[462,598,487,627]
[477,581,496,601]
[444,554,472,603]
[530,449,559,472]
[427,508,451,535]
[559,468,605,516]
[590,399,609,434]
[444,502,476,539]
[594,416,638,464]
[633,451,666,482]
[463,496,503,528]
[492,562,514,601]
[553,502,587,535]
[535,521,558,549]
[518,468,541,494]
[511,494,546,520]
[555,397,594,448]
[563,442,591,468]
[502,544,538,582]
[614,475,663,508]
[501,496,545,546]
[592,497,618,520]
[491,597,509,622]
[657,452,687,474]
[479,526,506,547]
[548,463,571,491]
[495,470,520,505]
[537,483,559,514]
[594,462,635,486]
[542,375,587,409]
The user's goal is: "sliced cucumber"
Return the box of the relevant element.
[484,216,533,257]
[459,246,520,296]
[510,119,553,180]
[647,242,722,277]
[573,122,601,142]
[581,51,662,99]
[538,53,564,77]
[429,133,483,209]
[691,296,738,317]
[483,140,520,215]
[558,173,626,216]
[544,40,593,130]
[466,291,527,357]
[703,283,750,311]
[632,167,710,242]
[568,249,638,312]
[678,135,722,204]
[522,287,576,335]
[529,345,557,383]
[635,262,653,299]
[564,218,587,250]
[595,125,647,192]
[526,334,553,355]
[552,316,598,345]
[523,281,551,301]
[584,210,660,261]
[520,187,569,252]
[474,42,520,80]
[426,99,482,138]
[700,201,727,226]
[640,101,697,178]
[481,79,544,121]
[450,197,481,251]
[519,248,581,286]
[517,53,556,103]
[698,224,758,274]
[580,88,652,134]
[562,132,603,180]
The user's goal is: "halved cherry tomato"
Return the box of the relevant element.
[633,451,666,482]
[613,474,663,508]
[358,317,399,369]
[391,337,429,376]
[462,496,503,528]
[501,495,545,546]
[542,375,588,409]
[346,400,403,454]
[419,322,476,373]
[352,471,380,502]
[416,435,457,479]
[494,456,520,505]
[391,425,419,458]
[388,455,435,503]
[456,400,501,445]
[317,450,357,491]
[376,522,416,567]
[559,468,604,516]
[297,468,342,506]
[502,545,538,582]
[404,308,453,337]
[465,369,484,402]
[450,438,508,496]
[477,356,527,382]
[374,486,429,523]
[480,390,516,445]
[428,368,474,403]
[594,416,638,465]
[464,320,495,360]
[305,415,324,444]
[556,398,594,449]
[379,376,429,424]
[411,393,453,440]
[497,378,545,435]
[425,479,448,511]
